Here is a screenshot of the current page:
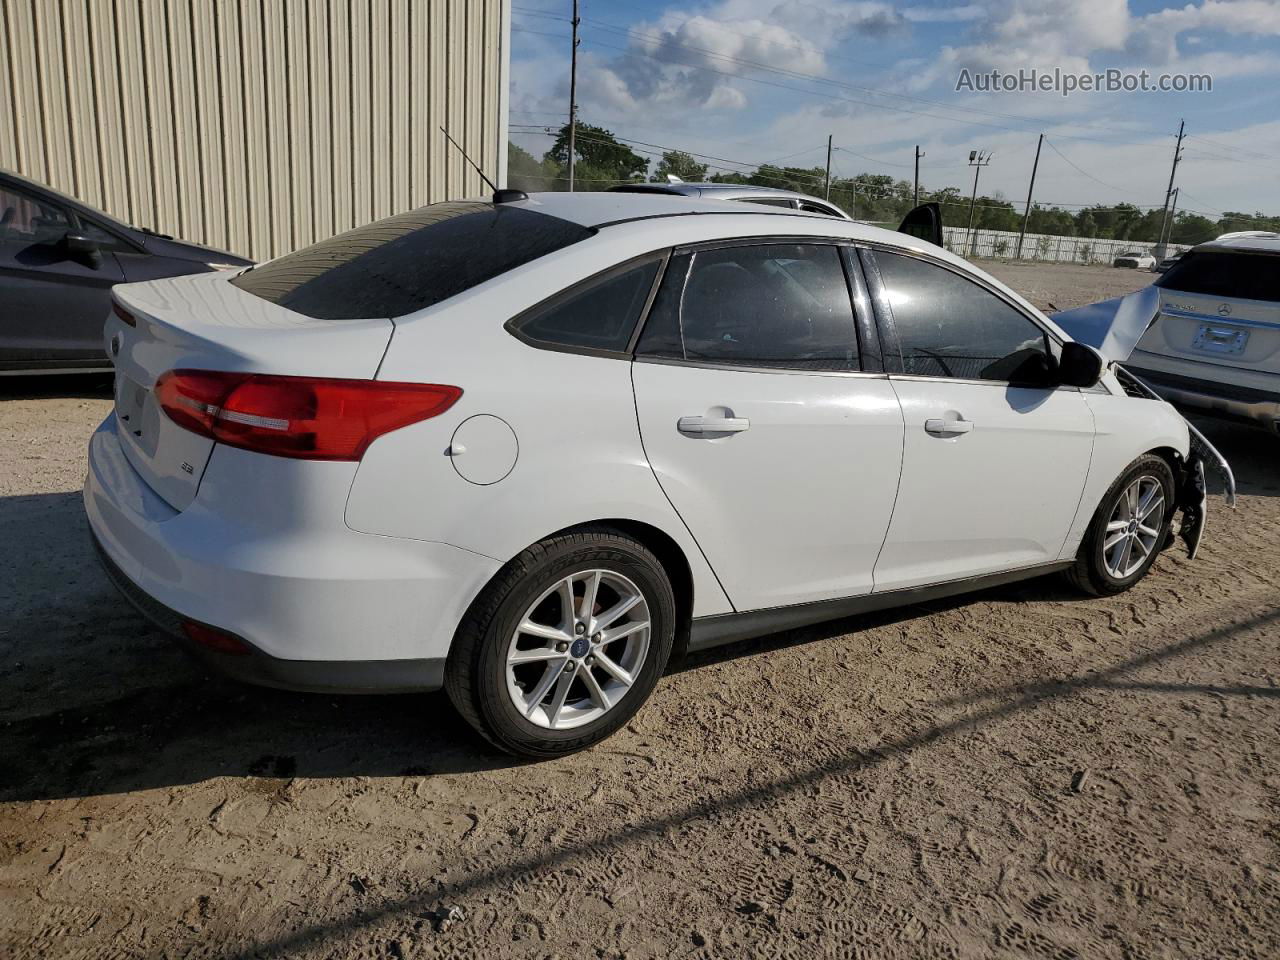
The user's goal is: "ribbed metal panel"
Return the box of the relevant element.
[0,0,509,262]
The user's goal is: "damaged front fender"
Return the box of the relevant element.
[1115,364,1236,560]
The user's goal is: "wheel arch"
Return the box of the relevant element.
[588,518,695,662]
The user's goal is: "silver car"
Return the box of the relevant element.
[609,181,851,219]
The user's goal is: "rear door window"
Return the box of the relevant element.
[1156,250,1280,302]
[230,201,595,320]
[636,242,860,371]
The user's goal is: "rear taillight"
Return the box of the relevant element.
[154,370,461,461]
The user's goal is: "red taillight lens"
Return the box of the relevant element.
[112,302,137,327]
[181,620,252,656]
[154,370,461,461]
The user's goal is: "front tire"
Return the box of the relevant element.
[445,527,676,758]
[1065,454,1175,596]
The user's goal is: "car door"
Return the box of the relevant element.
[863,247,1095,592]
[0,181,124,365]
[631,241,905,611]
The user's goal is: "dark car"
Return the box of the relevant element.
[1,170,253,374]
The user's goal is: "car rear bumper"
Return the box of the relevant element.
[84,415,501,690]
[90,531,446,692]
[1123,363,1280,434]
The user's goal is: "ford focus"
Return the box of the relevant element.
[85,192,1230,758]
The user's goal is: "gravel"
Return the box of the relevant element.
[2,264,1277,959]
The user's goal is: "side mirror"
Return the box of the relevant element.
[62,232,102,268]
[1057,341,1104,388]
[897,202,943,247]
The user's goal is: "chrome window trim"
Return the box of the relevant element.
[633,355,890,379]
[886,372,1082,392]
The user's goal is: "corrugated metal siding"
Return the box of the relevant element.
[0,0,508,262]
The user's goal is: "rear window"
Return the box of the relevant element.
[230,201,595,320]
[1156,250,1280,303]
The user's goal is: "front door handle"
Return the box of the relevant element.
[924,417,974,436]
[677,415,751,436]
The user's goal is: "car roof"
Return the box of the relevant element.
[612,181,812,199]
[1195,231,1280,254]
[607,181,850,214]
[512,190,854,229]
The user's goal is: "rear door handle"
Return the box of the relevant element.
[677,416,751,436]
[924,417,974,436]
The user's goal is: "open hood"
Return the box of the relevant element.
[1050,285,1160,362]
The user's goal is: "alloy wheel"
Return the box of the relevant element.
[1102,475,1166,579]
[505,569,651,730]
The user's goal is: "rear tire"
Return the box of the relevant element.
[445,527,676,758]
[1065,454,1175,597]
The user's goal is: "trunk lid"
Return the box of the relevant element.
[106,272,393,511]
[1139,248,1280,379]
[1138,288,1280,376]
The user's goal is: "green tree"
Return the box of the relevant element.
[545,124,648,184]
[507,142,559,192]
[652,151,708,182]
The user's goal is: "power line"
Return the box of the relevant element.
[1043,139,1136,195]
[512,5,568,22]
[513,5,1275,162]
[573,13,1207,149]
[834,147,915,170]
[579,34,1181,152]
[510,124,1206,213]
[1185,134,1280,163]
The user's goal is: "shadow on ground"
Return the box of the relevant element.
[0,416,1269,805]
[0,372,113,401]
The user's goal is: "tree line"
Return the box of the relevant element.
[509,124,1276,247]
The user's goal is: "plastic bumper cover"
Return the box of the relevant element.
[84,415,501,685]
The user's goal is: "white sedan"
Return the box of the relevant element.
[86,192,1225,758]
[1114,250,1157,269]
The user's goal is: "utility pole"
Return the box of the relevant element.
[1160,187,1180,252]
[567,0,580,191]
[1156,119,1185,259]
[1016,133,1044,260]
[966,150,991,258]
[824,135,833,200]
[913,146,923,206]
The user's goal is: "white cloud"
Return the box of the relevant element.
[902,4,985,23]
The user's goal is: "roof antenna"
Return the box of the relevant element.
[440,126,497,191]
[441,126,527,204]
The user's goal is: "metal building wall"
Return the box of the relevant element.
[0,0,509,262]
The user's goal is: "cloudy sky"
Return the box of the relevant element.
[509,0,1280,219]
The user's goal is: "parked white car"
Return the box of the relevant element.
[1113,250,1156,269]
[1056,232,1280,436]
[86,192,1228,757]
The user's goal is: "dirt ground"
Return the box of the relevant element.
[2,262,1278,960]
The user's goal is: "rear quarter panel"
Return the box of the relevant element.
[345,230,736,618]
